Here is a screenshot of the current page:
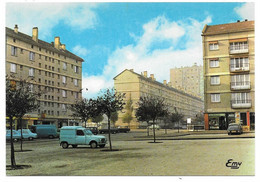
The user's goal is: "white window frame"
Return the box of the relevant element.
[209,60,219,68]
[10,63,16,73]
[74,66,79,73]
[231,93,250,104]
[62,90,67,98]
[63,62,67,70]
[61,104,67,111]
[211,94,220,102]
[11,46,17,56]
[29,52,35,61]
[74,79,78,86]
[230,57,249,70]
[209,43,219,51]
[62,76,66,84]
[29,68,34,77]
[210,76,220,85]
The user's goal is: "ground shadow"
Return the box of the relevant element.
[15,149,33,152]
[147,142,163,144]
[6,165,32,170]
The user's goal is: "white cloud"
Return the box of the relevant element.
[72,45,89,57]
[5,3,99,39]
[82,15,212,98]
[234,2,255,20]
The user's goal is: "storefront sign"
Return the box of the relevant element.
[235,112,240,123]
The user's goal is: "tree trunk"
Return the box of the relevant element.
[10,118,16,168]
[146,121,149,136]
[153,120,156,143]
[19,118,23,152]
[108,117,112,151]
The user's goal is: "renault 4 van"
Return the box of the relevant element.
[59,126,107,149]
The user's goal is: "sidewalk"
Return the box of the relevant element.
[130,129,255,141]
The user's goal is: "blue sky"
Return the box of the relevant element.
[4,1,255,98]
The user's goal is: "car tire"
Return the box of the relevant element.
[49,135,54,139]
[90,141,97,148]
[61,142,69,149]
[28,137,33,141]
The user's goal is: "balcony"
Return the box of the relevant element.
[231,99,252,109]
[230,63,249,72]
[230,81,251,90]
[230,44,248,54]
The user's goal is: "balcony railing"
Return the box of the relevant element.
[231,99,252,108]
[230,81,251,90]
[230,63,249,72]
[230,44,248,54]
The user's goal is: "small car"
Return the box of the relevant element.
[86,127,98,135]
[17,129,38,140]
[6,130,20,142]
[227,123,243,135]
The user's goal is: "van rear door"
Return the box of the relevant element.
[75,129,86,144]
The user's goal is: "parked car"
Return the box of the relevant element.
[30,125,58,139]
[99,128,119,134]
[17,129,37,140]
[59,126,107,149]
[117,126,130,133]
[227,123,243,135]
[86,127,98,135]
[6,130,20,142]
[148,124,160,130]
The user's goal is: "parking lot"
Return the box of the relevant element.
[5,130,255,176]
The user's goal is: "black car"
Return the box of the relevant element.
[86,127,98,135]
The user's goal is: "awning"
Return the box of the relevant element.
[209,58,219,60]
[229,38,248,43]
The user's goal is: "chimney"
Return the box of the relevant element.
[144,71,147,77]
[150,74,155,81]
[54,36,60,49]
[61,44,66,50]
[130,69,134,72]
[163,80,167,85]
[237,20,240,22]
[14,24,18,33]
[32,27,38,42]
[245,19,248,21]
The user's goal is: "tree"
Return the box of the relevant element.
[122,96,133,128]
[136,96,168,143]
[110,112,118,127]
[169,109,184,133]
[97,88,125,150]
[70,98,99,128]
[6,79,41,168]
[91,114,104,128]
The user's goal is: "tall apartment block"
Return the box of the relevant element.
[170,63,204,99]
[114,69,204,128]
[202,20,255,130]
[6,25,84,129]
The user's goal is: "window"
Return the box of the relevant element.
[230,41,248,51]
[63,62,67,70]
[75,92,79,99]
[29,68,34,77]
[209,43,219,50]
[74,66,79,73]
[210,76,220,85]
[62,90,67,97]
[231,93,250,104]
[29,52,35,61]
[74,79,78,86]
[11,46,17,56]
[231,74,250,87]
[10,63,16,73]
[230,57,249,71]
[76,130,84,136]
[61,104,67,111]
[210,60,219,68]
[62,76,66,84]
[29,84,34,92]
[211,94,220,102]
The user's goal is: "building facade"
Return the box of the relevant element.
[6,25,84,129]
[170,63,204,99]
[114,69,204,128]
[202,20,255,130]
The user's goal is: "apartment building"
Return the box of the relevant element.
[170,63,204,99]
[202,20,255,130]
[114,69,204,128]
[6,25,84,129]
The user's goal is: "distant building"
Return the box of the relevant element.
[202,20,255,130]
[114,69,204,128]
[170,63,204,99]
[6,25,84,129]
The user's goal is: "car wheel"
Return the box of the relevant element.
[72,145,78,148]
[13,138,18,142]
[49,135,54,139]
[61,142,69,149]
[28,137,33,141]
[90,141,97,148]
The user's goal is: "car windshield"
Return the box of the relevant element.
[85,129,93,135]
[229,126,239,130]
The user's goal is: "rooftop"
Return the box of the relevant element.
[202,20,254,36]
